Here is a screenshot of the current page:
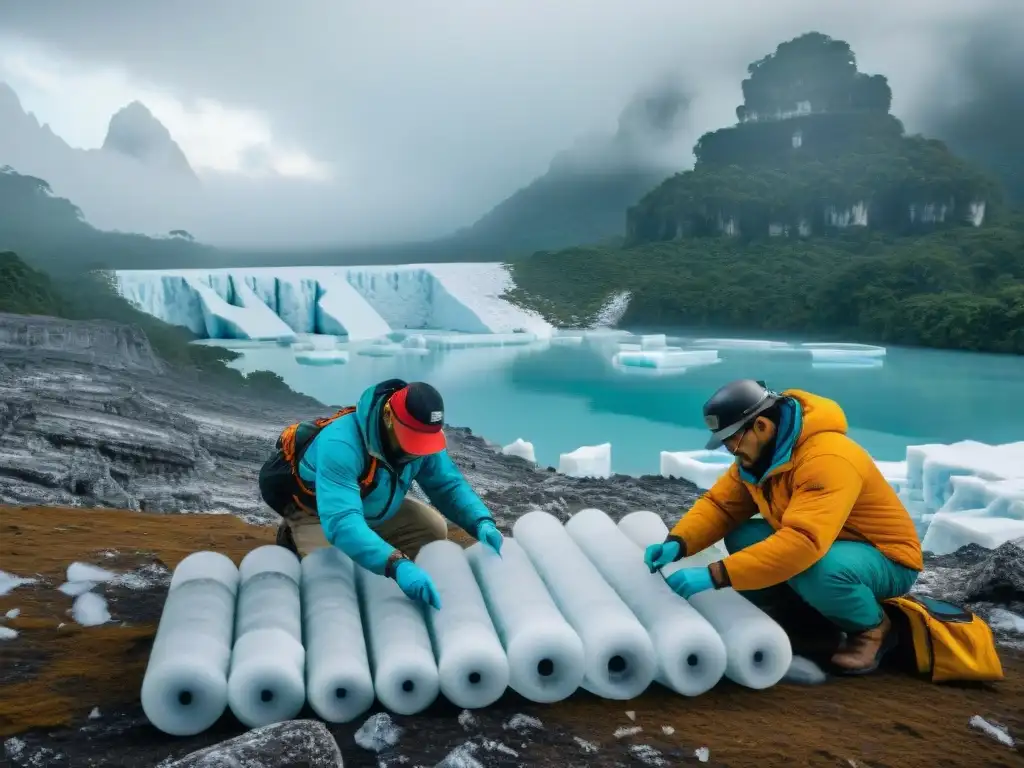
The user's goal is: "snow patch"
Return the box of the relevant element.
[614,725,642,739]
[71,592,111,626]
[574,736,599,753]
[628,744,666,766]
[968,715,1015,748]
[0,570,37,596]
[502,713,542,732]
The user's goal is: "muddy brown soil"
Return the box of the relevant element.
[2,505,1021,768]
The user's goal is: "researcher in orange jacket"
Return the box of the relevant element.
[644,379,923,675]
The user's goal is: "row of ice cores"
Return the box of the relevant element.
[141,509,793,736]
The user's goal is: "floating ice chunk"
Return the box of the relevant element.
[295,350,349,366]
[5,608,20,619]
[801,342,886,357]
[72,592,111,626]
[0,571,37,597]
[357,340,430,358]
[425,333,536,349]
[660,450,733,490]
[401,334,428,349]
[501,438,536,464]
[613,349,720,371]
[67,563,118,583]
[920,513,1024,556]
[639,334,667,350]
[574,736,599,753]
[811,358,884,370]
[690,338,791,350]
[0,627,16,640]
[550,335,584,346]
[354,712,403,752]
[694,746,711,763]
[558,443,611,479]
[88,707,101,720]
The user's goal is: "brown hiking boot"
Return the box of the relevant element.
[831,611,894,675]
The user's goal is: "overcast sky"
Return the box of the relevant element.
[0,0,1018,246]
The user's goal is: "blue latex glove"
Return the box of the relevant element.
[394,560,442,610]
[644,540,681,573]
[476,519,504,556]
[665,567,715,599]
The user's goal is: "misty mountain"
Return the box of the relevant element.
[0,82,198,237]
[102,101,197,179]
[446,79,692,255]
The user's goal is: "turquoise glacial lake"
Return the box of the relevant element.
[218,332,1024,477]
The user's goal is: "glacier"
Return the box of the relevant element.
[114,263,552,342]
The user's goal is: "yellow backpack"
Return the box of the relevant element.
[884,595,1004,683]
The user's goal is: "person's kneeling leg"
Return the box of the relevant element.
[787,541,919,674]
[373,496,448,560]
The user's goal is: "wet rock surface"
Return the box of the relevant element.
[0,314,700,528]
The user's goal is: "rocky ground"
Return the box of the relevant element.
[2,313,1023,767]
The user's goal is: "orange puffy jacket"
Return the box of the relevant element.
[668,389,923,591]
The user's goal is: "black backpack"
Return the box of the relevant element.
[258,406,379,516]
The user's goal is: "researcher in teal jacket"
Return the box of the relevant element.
[278,378,503,610]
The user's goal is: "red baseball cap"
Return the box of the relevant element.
[388,382,447,456]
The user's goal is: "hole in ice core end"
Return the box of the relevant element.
[687,654,699,667]
[537,658,555,677]
[335,687,347,699]
[178,690,193,706]
[753,650,765,664]
[607,655,627,674]
[468,672,481,685]
[260,689,274,703]
[401,680,415,693]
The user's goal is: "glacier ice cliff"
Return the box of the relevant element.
[115,263,551,341]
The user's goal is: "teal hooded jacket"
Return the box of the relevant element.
[297,379,491,574]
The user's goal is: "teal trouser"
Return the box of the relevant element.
[724,519,920,633]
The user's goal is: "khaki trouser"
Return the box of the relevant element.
[284,496,448,559]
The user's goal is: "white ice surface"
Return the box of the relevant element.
[920,514,1024,556]
[357,568,440,715]
[115,263,551,341]
[558,442,612,479]
[566,509,727,696]
[660,450,733,490]
[141,551,238,736]
[501,438,536,464]
[416,540,510,709]
[465,540,585,704]
[300,547,374,723]
[513,511,656,700]
[71,592,111,626]
[229,545,305,728]
[0,571,37,597]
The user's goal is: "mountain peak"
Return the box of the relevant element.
[102,101,197,179]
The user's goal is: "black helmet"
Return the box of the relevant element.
[702,379,781,450]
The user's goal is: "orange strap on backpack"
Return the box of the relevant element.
[279,406,378,505]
